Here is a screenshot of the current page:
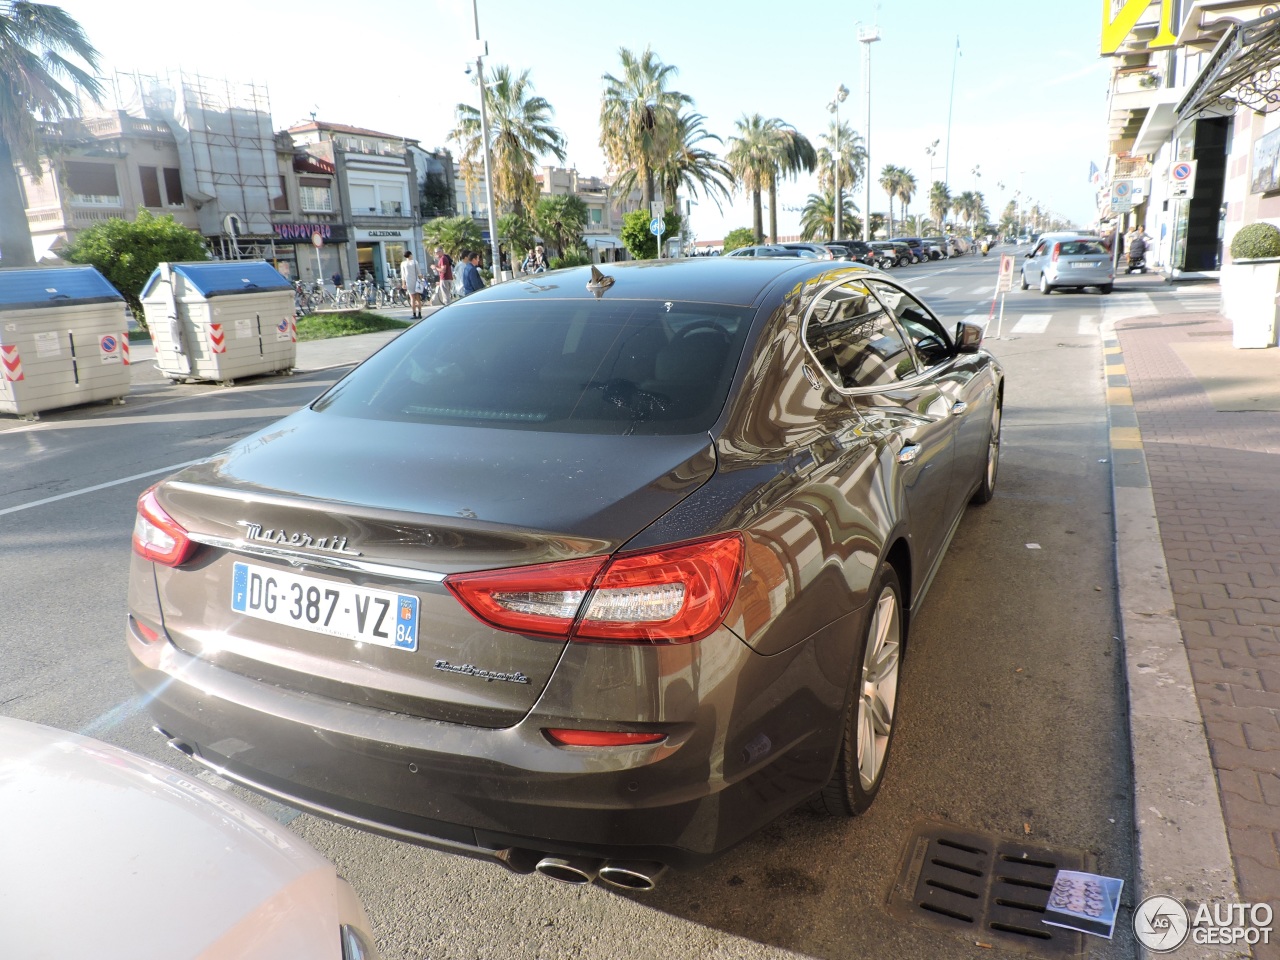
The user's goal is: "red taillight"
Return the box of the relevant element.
[1051,242,1061,262]
[545,729,666,747]
[444,533,745,644]
[132,486,195,566]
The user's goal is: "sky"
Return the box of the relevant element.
[56,0,1113,242]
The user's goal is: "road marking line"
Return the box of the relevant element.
[971,285,991,295]
[1078,315,1098,336]
[1011,314,1051,334]
[932,286,958,295]
[0,459,204,517]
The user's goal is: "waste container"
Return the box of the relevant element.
[141,261,296,384]
[0,265,132,418]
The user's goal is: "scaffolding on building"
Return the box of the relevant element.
[96,70,282,260]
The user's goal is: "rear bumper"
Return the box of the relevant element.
[127,614,854,868]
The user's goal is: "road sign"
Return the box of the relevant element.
[1169,160,1197,199]
[1110,179,1134,213]
[996,254,1015,293]
[649,217,666,236]
[650,201,665,218]
[311,232,324,248]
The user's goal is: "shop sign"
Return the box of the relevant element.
[1251,127,1280,195]
[1102,0,1177,55]
[274,222,348,243]
[357,229,410,240]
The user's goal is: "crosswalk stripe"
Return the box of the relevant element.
[932,286,958,295]
[1077,315,1098,336]
[1011,314,1051,334]
[971,285,992,295]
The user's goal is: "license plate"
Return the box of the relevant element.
[1071,261,1100,268]
[231,561,418,651]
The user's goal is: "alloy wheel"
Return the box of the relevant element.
[857,585,901,791]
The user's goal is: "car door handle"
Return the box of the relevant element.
[897,444,920,465]
[950,401,967,416]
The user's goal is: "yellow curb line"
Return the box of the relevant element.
[1107,386,1133,405]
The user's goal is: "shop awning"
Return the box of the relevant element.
[1179,9,1280,118]
[583,235,623,249]
[1133,90,1186,155]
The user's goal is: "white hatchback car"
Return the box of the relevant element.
[0,717,380,960]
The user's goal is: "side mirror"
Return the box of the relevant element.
[954,320,984,354]
[1024,252,1034,259]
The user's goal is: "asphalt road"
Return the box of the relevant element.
[0,251,1148,959]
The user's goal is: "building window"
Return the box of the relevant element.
[164,168,184,206]
[65,161,120,205]
[300,181,333,212]
[590,208,602,224]
[350,183,377,214]
[140,166,163,207]
[380,199,403,216]
[272,174,289,212]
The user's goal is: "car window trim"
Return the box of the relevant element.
[799,274,946,397]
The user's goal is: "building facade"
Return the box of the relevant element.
[1100,0,1280,277]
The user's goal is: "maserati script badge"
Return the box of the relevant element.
[238,521,362,556]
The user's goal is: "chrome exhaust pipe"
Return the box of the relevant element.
[597,860,667,891]
[534,855,601,885]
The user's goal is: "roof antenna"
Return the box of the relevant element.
[586,265,615,298]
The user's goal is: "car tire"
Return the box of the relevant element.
[1019,270,1028,290]
[817,564,904,817]
[972,399,1001,505]
[1039,273,1053,295]
[1099,284,1113,294]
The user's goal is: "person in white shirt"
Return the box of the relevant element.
[400,252,425,319]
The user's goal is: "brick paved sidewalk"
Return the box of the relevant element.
[1115,312,1280,957]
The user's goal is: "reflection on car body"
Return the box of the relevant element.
[127,258,1004,891]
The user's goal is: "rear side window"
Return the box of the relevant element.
[1061,241,1106,256]
[803,279,917,390]
[312,300,754,435]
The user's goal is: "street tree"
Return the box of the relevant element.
[895,169,918,228]
[62,211,206,323]
[656,111,734,215]
[0,2,102,268]
[722,226,755,253]
[879,165,909,238]
[534,194,587,258]
[764,121,815,244]
[726,113,772,243]
[799,190,859,243]
[599,47,690,209]
[424,215,482,261]
[497,212,535,259]
[619,208,681,260]
[816,120,866,225]
[451,64,566,219]
[929,181,952,233]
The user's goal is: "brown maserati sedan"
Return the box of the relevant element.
[128,258,1003,890]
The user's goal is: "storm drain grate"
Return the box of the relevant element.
[887,821,1092,957]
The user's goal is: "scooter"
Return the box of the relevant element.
[1126,255,1147,274]
[980,240,990,256]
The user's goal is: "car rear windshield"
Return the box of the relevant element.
[1060,240,1107,256]
[311,299,755,435]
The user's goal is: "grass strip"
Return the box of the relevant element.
[295,311,412,342]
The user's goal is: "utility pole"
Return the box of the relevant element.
[472,0,501,278]
[859,25,880,242]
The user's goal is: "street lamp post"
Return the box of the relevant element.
[859,24,880,242]
[970,164,981,233]
[829,84,849,241]
[471,0,501,278]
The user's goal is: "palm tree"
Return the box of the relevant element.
[533,194,587,258]
[816,120,866,202]
[0,2,102,268]
[764,122,816,243]
[451,64,566,219]
[725,113,772,242]
[895,169,918,228]
[424,214,483,261]
[799,190,859,242]
[599,47,691,209]
[929,181,951,233]
[727,114,815,243]
[879,165,909,238]
[612,110,734,215]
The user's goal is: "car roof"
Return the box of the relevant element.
[463,257,875,308]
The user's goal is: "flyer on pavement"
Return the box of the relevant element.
[1042,870,1124,939]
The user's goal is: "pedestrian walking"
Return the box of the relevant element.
[400,251,426,319]
[434,246,454,305]
[460,250,485,296]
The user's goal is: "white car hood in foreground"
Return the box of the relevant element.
[0,717,375,959]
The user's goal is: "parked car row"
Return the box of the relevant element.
[727,235,985,269]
